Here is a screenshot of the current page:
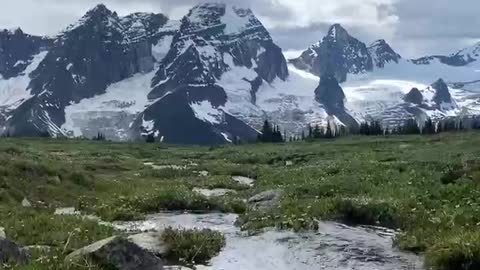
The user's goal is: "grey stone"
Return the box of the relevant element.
[0,227,5,239]
[193,188,236,198]
[128,232,167,256]
[0,238,30,265]
[248,190,283,211]
[21,198,32,208]
[47,176,62,185]
[65,236,164,270]
[232,176,255,187]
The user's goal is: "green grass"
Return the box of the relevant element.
[1,132,480,269]
[161,228,226,265]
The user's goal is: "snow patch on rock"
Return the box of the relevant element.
[191,100,223,124]
[0,51,48,112]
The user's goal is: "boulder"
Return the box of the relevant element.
[65,236,164,270]
[21,198,32,208]
[248,190,283,211]
[0,238,30,265]
[127,232,168,256]
[0,227,5,239]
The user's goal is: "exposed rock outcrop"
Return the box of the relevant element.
[248,189,283,211]
[65,236,164,270]
[404,88,423,105]
[0,238,30,266]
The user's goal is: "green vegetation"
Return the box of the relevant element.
[1,132,480,269]
[161,228,226,265]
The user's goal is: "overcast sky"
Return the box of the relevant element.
[1,0,478,58]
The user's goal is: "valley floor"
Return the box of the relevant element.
[1,132,480,269]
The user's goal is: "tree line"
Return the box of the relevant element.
[257,116,480,144]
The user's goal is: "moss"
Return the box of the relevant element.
[161,228,226,265]
[426,232,480,270]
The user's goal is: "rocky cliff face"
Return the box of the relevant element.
[290,24,373,82]
[432,79,454,108]
[404,88,423,105]
[0,28,52,79]
[315,73,358,127]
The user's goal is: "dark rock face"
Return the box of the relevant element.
[404,88,423,105]
[65,236,164,270]
[5,5,169,137]
[432,78,453,106]
[0,28,52,79]
[368,39,401,68]
[0,238,30,266]
[315,74,346,114]
[137,88,258,145]
[291,24,373,82]
[315,74,358,127]
[412,55,470,66]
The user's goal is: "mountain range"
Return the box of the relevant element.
[1,3,479,144]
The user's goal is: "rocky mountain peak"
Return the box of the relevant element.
[180,2,269,41]
[4,27,24,35]
[64,4,122,35]
[453,42,480,63]
[86,4,115,18]
[291,23,372,82]
[150,2,287,99]
[325,23,349,42]
[368,39,401,68]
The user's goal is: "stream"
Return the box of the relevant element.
[114,212,424,270]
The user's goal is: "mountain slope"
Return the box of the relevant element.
[4,5,171,137]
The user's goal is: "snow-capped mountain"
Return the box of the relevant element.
[368,39,402,68]
[133,3,288,144]
[291,23,480,128]
[290,24,373,83]
[1,3,480,144]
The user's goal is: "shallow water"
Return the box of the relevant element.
[114,212,423,270]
